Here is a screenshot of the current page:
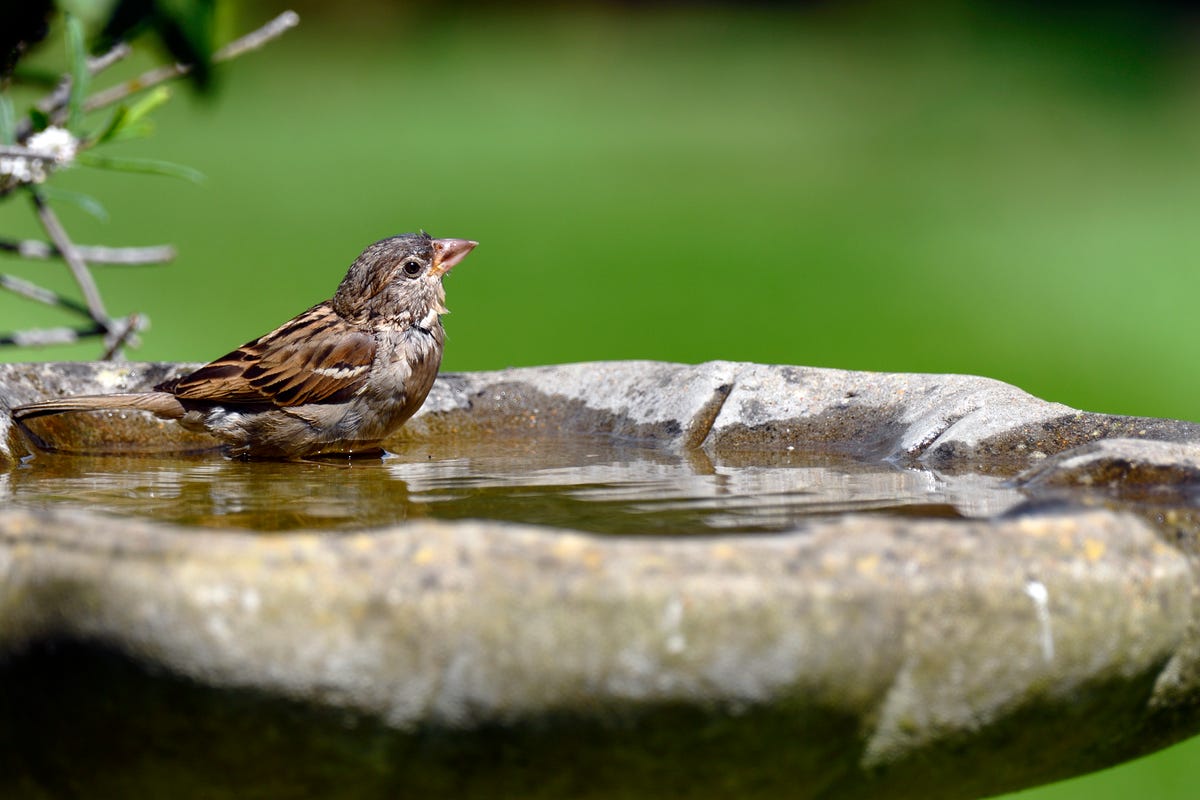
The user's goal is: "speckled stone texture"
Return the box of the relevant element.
[3,361,1200,799]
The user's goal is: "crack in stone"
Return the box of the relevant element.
[685,380,733,450]
[904,408,976,462]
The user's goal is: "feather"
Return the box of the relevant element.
[11,392,184,421]
[159,302,375,407]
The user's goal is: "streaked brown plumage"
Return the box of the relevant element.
[12,233,477,459]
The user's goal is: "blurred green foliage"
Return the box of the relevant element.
[93,0,218,88]
[3,2,1199,420]
[2,2,1200,794]
[3,0,218,87]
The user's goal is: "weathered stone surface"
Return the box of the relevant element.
[407,360,739,448]
[0,361,211,460]
[0,504,1191,799]
[2,360,1200,799]
[6,360,1200,468]
[403,362,1200,474]
[1017,438,1200,492]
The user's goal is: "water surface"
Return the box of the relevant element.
[2,435,1026,534]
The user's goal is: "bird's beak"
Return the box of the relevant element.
[430,238,478,277]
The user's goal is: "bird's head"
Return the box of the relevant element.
[333,232,477,328]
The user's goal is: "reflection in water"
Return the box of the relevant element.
[4,436,1027,534]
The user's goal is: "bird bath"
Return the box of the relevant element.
[3,360,1200,799]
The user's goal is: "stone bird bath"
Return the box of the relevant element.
[3,360,1200,798]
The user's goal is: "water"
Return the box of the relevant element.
[0,435,1028,534]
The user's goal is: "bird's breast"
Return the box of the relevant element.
[369,327,442,394]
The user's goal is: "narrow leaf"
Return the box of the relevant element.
[0,96,13,144]
[38,185,110,222]
[106,119,155,143]
[95,86,171,145]
[124,86,171,127]
[95,106,128,144]
[76,152,205,184]
[65,15,89,134]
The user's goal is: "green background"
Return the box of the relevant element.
[3,2,1200,796]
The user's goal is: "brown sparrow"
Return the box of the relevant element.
[12,233,477,459]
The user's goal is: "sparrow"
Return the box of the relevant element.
[12,232,477,459]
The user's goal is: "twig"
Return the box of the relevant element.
[85,43,134,75]
[101,314,144,359]
[2,12,298,358]
[0,323,105,348]
[82,12,300,118]
[215,11,301,61]
[0,238,175,265]
[30,189,108,323]
[13,44,132,142]
[0,145,56,160]
[0,273,91,315]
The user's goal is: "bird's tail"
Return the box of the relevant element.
[11,392,185,422]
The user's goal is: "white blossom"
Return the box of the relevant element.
[27,126,79,165]
[0,156,39,183]
[0,127,78,188]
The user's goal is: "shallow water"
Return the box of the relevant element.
[1,435,1028,534]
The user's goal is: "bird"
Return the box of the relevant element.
[11,232,477,459]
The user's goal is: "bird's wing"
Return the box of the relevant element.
[159,302,376,407]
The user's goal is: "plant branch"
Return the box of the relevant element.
[0,323,105,348]
[0,238,175,265]
[101,314,144,359]
[82,12,300,118]
[30,189,108,323]
[2,11,299,359]
[0,144,56,160]
[0,273,91,315]
[215,11,302,61]
[13,44,132,142]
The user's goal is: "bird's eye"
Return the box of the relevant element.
[402,260,423,277]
